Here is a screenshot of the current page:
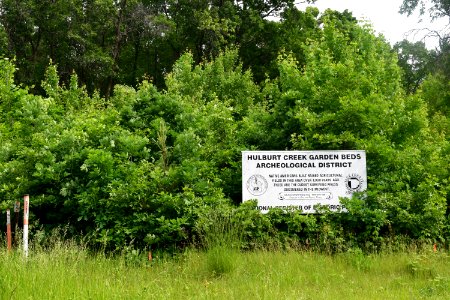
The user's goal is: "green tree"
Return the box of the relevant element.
[399,1,450,117]
[0,0,319,93]
[400,1,450,77]
[400,0,450,18]
[394,40,435,93]
[262,14,447,240]
[1,5,448,250]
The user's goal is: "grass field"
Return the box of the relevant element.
[1,241,449,300]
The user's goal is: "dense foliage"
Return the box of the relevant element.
[0,4,449,252]
[0,0,319,95]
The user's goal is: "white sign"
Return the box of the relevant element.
[242,150,366,213]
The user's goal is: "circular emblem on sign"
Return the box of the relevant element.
[247,175,268,196]
[345,174,364,194]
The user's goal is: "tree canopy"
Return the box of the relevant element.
[0,0,320,95]
[400,0,450,18]
[0,2,448,252]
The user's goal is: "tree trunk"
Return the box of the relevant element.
[106,0,127,98]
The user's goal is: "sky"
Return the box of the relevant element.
[298,0,449,49]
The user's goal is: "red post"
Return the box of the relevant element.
[6,209,12,251]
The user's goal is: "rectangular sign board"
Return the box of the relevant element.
[242,150,367,213]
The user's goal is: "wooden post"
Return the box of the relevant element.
[6,209,12,251]
[23,195,29,257]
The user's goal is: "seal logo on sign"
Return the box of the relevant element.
[247,175,268,196]
[345,173,364,194]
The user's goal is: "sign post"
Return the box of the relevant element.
[23,194,29,257]
[6,209,12,251]
[242,150,367,213]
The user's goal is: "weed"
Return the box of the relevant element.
[419,276,450,297]
[406,254,438,279]
[341,247,373,271]
[205,245,239,277]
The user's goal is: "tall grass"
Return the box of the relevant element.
[1,230,449,299]
[194,209,243,277]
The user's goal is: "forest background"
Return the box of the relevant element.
[0,0,449,253]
